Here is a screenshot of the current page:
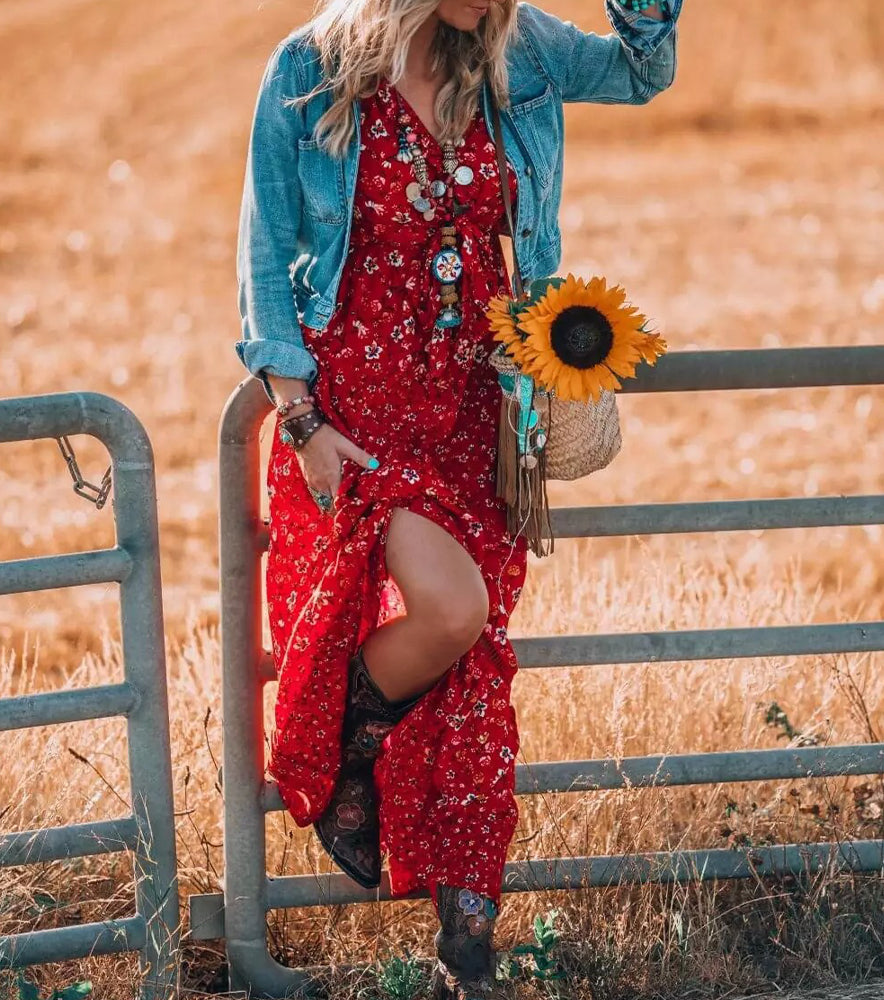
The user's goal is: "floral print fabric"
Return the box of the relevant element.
[265,79,528,911]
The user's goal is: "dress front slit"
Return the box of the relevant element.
[264,79,529,910]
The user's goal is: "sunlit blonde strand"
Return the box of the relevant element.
[288,0,518,159]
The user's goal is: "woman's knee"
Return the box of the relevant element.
[429,581,489,652]
[398,554,489,651]
[386,507,490,651]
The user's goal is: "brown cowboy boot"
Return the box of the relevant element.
[313,643,426,887]
[429,884,513,1000]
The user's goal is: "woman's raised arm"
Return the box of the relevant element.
[519,0,683,105]
[235,40,319,402]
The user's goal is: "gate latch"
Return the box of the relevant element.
[55,435,113,509]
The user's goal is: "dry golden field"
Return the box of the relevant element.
[1,1,883,997]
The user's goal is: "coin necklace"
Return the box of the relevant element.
[393,90,474,332]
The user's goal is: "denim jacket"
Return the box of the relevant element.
[235,0,683,401]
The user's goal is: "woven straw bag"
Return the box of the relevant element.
[533,390,622,479]
[487,346,622,480]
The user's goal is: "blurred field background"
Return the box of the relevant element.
[1,1,883,997]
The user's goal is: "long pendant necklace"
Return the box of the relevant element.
[393,89,474,333]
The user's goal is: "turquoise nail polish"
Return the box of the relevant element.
[367,457,380,470]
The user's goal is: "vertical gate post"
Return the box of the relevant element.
[218,384,314,997]
[113,403,181,998]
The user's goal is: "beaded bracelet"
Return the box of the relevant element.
[276,394,315,417]
[616,0,668,12]
[279,409,325,450]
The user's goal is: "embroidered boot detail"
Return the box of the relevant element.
[429,884,513,999]
[313,644,424,887]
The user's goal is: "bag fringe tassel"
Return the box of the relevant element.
[496,392,554,558]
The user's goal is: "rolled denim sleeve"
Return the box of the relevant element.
[520,0,682,105]
[235,40,318,404]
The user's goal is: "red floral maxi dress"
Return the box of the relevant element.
[264,79,528,911]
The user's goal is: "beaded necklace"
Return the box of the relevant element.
[392,86,474,333]
[618,0,668,12]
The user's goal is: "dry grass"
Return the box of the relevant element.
[2,0,884,997]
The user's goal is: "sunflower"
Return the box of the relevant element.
[514,273,663,403]
[486,292,533,368]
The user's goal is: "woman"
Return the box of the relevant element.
[235,0,681,995]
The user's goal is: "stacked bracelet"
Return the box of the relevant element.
[279,408,325,450]
[276,394,315,417]
[617,0,668,12]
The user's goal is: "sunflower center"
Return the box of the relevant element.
[549,306,614,369]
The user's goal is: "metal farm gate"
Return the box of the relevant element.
[0,393,180,1000]
[189,345,884,999]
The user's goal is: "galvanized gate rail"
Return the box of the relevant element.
[189,346,884,999]
[0,393,180,1000]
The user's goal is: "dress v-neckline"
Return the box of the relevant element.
[386,80,484,158]
[386,79,446,148]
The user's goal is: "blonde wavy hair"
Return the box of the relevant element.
[291,0,518,158]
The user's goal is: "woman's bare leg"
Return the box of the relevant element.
[360,506,490,701]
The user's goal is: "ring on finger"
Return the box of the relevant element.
[308,485,335,514]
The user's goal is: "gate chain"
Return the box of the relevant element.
[55,435,113,509]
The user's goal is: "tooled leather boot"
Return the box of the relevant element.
[429,884,513,1000]
[313,643,425,888]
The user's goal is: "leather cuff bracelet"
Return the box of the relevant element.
[280,409,325,450]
